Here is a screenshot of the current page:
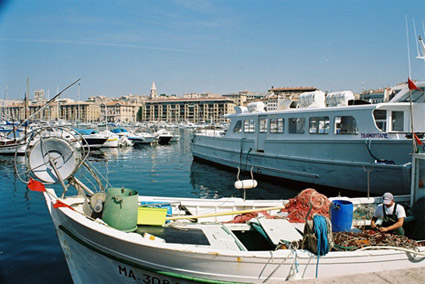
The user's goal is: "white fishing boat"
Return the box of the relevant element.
[17,129,425,283]
[154,129,178,144]
[192,82,425,195]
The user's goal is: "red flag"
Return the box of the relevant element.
[53,200,75,211]
[414,133,424,145]
[27,178,46,192]
[408,78,420,90]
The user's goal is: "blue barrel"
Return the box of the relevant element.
[331,200,353,232]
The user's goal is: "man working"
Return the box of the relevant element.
[371,192,406,235]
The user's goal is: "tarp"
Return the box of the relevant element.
[111,128,128,134]
[74,129,98,135]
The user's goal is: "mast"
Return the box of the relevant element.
[77,83,80,125]
[56,86,59,121]
[25,78,29,137]
[105,103,108,130]
[2,86,6,119]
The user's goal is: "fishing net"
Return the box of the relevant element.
[353,204,376,221]
[227,211,274,223]
[333,230,422,251]
[281,188,331,223]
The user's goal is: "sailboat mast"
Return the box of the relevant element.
[2,86,7,119]
[25,78,29,137]
[77,83,80,124]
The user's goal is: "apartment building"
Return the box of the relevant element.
[100,101,138,123]
[138,97,235,123]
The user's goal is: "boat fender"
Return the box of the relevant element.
[90,192,106,213]
[234,179,258,189]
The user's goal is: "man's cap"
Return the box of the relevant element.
[383,192,393,205]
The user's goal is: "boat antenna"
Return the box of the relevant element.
[413,18,421,59]
[6,78,81,136]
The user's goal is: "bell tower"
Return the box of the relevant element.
[150,81,157,100]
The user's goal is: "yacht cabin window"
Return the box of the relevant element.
[244,119,255,133]
[373,110,386,131]
[259,118,268,133]
[233,120,242,133]
[309,117,330,134]
[270,118,284,133]
[289,118,305,134]
[391,111,404,132]
[335,116,359,134]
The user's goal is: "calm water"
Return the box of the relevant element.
[0,129,338,283]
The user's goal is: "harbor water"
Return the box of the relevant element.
[1,129,348,283]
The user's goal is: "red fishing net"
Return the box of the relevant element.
[227,211,274,223]
[281,188,330,223]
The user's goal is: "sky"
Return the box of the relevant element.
[1,0,425,101]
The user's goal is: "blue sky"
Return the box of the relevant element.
[1,0,424,100]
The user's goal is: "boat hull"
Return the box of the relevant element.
[45,191,425,284]
[158,136,172,145]
[102,137,119,148]
[192,136,411,195]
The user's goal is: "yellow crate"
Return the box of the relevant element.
[137,207,167,226]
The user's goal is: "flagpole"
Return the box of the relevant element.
[406,15,417,153]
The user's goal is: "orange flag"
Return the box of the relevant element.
[53,200,75,211]
[27,178,46,192]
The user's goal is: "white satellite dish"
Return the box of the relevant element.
[28,138,80,183]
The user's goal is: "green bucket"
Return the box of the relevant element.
[102,187,139,232]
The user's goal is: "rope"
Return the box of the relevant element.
[364,139,395,164]
[358,246,425,256]
[313,215,331,278]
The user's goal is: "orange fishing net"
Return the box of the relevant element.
[281,188,330,223]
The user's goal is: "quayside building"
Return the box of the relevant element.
[138,97,235,123]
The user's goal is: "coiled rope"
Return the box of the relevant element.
[313,215,331,278]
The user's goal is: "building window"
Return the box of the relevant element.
[270,118,284,133]
[289,118,305,134]
[309,116,329,134]
[335,116,359,134]
[391,111,404,131]
[244,119,255,133]
[233,120,242,133]
[259,117,268,133]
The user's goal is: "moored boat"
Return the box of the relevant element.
[75,129,109,149]
[192,83,425,195]
[16,129,425,283]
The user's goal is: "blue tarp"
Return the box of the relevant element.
[111,128,128,134]
[74,129,98,135]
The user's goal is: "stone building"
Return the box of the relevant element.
[100,101,137,123]
[138,97,235,123]
[60,102,101,122]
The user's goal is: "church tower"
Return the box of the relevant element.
[150,81,157,100]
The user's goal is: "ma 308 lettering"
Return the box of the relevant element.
[118,265,179,284]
